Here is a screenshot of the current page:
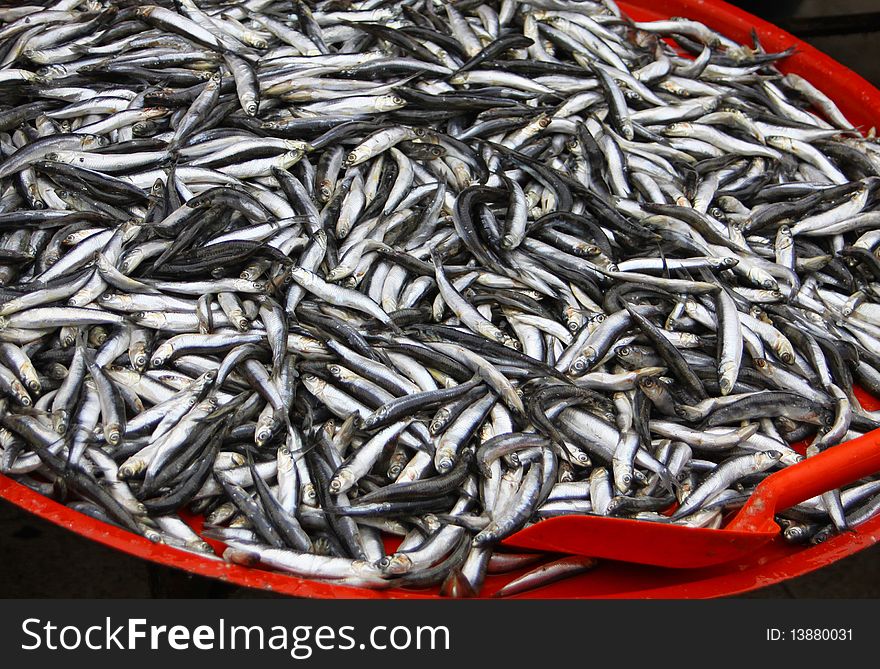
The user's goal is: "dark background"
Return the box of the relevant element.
[735,0,880,88]
[2,0,880,598]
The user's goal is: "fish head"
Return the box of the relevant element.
[377,94,406,112]
[223,545,261,567]
[81,133,109,150]
[255,422,276,447]
[287,267,313,286]
[329,469,354,495]
[663,122,692,137]
[568,446,591,468]
[434,447,456,474]
[280,149,303,168]
[757,449,783,469]
[301,374,326,394]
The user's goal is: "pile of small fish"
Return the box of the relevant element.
[3,0,880,597]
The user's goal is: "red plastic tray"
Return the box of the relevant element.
[3,0,880,598]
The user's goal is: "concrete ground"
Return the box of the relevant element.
[734,0,880,88]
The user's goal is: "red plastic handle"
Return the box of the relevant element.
[730,430,880,532]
